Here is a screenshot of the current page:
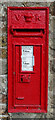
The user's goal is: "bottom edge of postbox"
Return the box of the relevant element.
[8,108,47,113]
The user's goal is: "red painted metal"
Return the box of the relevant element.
[8,7,49,113]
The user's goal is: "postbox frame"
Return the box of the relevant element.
[8,7,49,113]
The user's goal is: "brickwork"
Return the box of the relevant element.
[0,1,55,119]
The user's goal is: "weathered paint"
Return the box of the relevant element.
[8,7,49,113]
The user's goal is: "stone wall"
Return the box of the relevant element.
[0,1,55,119]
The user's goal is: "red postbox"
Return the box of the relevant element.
[8,7,49,113]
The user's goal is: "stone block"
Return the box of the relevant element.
[38,2,51,7]
[1,117,10,120]
[21,2,39,7]
[0,47,7,59]
[0,104,7,115]
[2,26,6,34]
[49,78,53,91]
[0,59,7,75]
[0,5,6,17]
[53,95,55,109]
[49,48,55,59]
[11,112,44,119]
[50,2,55,16]
[0,75,7,100]
[0,26,6,36]
[1,2,24,7]
[50,59,55,74]
[2,94,7,104]
[49,17,55,56]
[0,94,2,103]
[49,16,54,33]
[0,59,2,75]
[0,93,7,104]
[0,36,7,47]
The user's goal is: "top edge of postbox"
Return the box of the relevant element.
[8,7,49,10]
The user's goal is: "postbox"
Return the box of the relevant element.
[8,7,49,113]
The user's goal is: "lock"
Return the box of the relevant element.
[19,74,31,83]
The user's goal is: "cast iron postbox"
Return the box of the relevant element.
[8,7,49,113]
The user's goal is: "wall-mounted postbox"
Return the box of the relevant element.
[8,7,49,113]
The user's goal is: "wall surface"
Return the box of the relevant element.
[0,0,55,119]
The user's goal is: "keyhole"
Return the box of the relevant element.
[21,78,23,82]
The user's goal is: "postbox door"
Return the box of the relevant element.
[15,45,41,106]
